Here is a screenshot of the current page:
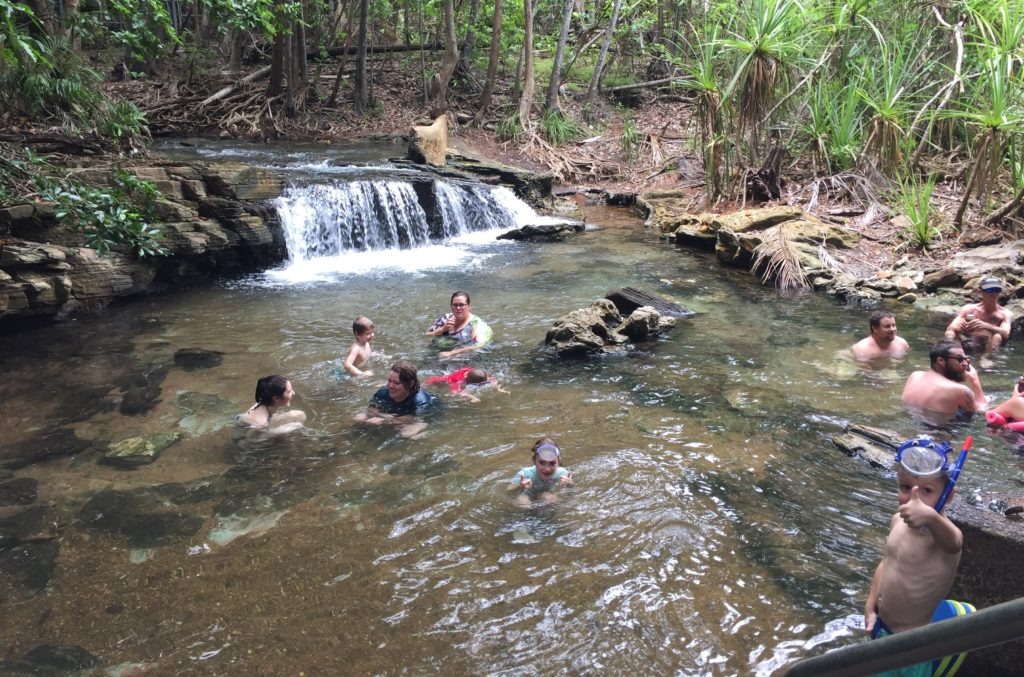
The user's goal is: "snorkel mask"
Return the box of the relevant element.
[894,436,951,477]
[535,444,561,462]
[894,435,972,513]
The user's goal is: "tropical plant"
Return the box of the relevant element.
[721,0,806,162]
[855,23,926,178]
[894,174,942,249]
[539,108,587,146]
[952,53,1024,226]
[497,112,524,143]
[0,149,166,259]
[803,76,862,174]
[679,23,726,198]
[621,112,641,161]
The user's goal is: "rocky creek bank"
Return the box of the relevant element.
[0,149,556,327]
[635,192,1024,334]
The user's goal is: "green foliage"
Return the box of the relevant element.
[803,78,861,173]
[893,175,941,249]
[621,113,641,161]
[0,36,104,123]
[0,149,166,258]
[98,100,150,148]
[539,109,587,146]
[498,113,524,143]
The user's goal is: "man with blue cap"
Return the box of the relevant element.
[943,276,1011,367]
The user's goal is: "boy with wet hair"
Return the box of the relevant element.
[864,436,963,675]
[344,316,378,377]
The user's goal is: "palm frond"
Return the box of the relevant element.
[751,223,810,292]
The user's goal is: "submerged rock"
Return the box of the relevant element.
[496,222,585,242]
[102,432,181,467]
[173,348,224,371]
[0,540,60,592]
[0,477,38,506]
[1,427,94,470]
[78,489,203,548]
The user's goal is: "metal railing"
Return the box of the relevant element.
[784,597,1024,676]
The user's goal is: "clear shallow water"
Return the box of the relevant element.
[2,205,1024,674]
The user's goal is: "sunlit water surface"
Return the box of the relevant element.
[2,204,1024,675]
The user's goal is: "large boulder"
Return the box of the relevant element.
[497,222,584,242]
[545,298,676,357]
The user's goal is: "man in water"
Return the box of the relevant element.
[851,310,910,362]
[902,341,986,422]
[944,276,1011,368]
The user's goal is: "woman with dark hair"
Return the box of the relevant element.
[238,375,306,432]
[425,290,492,359]
[356,360,438,437]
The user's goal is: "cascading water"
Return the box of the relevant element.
[274,178,549,264]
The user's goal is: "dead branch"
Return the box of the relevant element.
[201,66,272,107]
[606,76,692,94]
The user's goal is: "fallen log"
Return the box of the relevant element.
[605,287,692,318]
[606,76,692,94]
[308,42,443,60]
[201,66,272,107]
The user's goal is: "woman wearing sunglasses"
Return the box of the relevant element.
[425,290,493,359]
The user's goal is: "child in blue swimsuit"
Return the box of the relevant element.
[508,437,573,507]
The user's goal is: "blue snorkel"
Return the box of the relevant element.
[934,436,972,514]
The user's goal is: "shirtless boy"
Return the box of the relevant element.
[852,310,910,362]
[944,276,1011,367]
[864,437,963,674]
[344,316,377,377]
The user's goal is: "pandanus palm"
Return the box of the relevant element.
[721,0,807,166]
[953,53,1024,226]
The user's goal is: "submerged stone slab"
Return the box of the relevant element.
[78,489,204,548]
[173,348,224,371]
[0,477,38,506]
[102,432,181,467]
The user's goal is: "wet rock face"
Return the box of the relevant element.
[102,432,182,468]
[496,222,585,242]
[545,298,678,357]
[0,162,287,326]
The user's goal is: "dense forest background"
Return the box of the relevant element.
[1,0,1022,252]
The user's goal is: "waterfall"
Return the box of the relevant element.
[274,178,542,263]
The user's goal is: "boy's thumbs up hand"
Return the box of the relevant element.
[898,486,935,528]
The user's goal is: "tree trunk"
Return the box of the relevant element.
[61,0,81,49]
[456,0,479,75]
[268,0,286,97]
[473,0,504,123]
[28,0,55,35]
[327,0,359,107]
[228,29,243,77]
[584,0,621,109]
[353,0,371,111]
[517,0,535,129]
[544,0,575,113]
[427,0,459,115]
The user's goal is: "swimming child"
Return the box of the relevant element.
[864,436,963,675]
[508,437,574,507]
[423,367,509,403]
[344,316,378,377]
[237,375,307,434]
